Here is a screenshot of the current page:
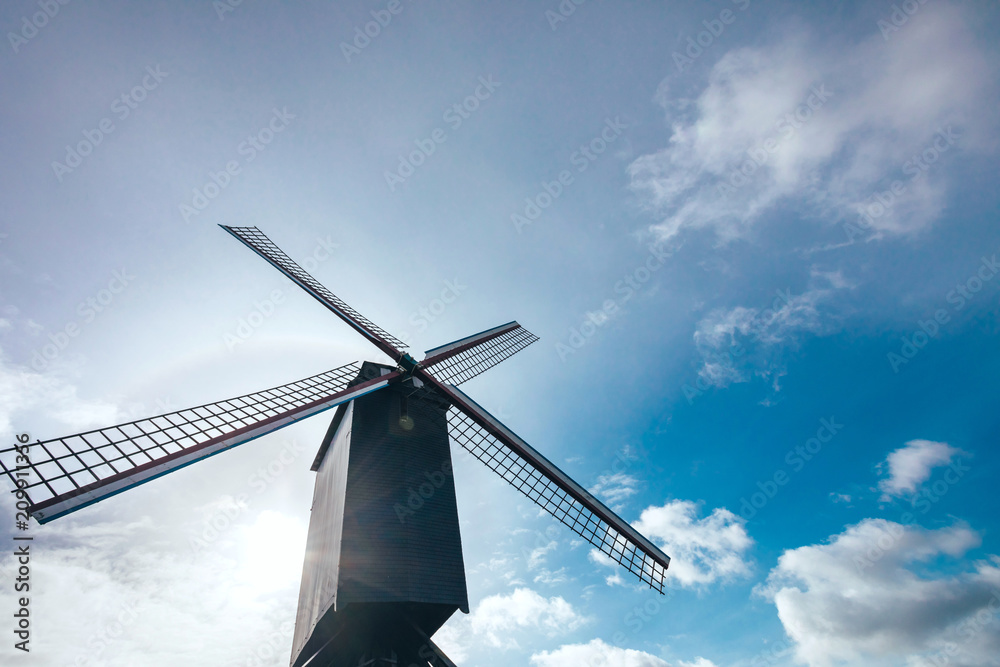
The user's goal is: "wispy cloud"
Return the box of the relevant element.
[590,471,641,509]
[692,270,850,390]
[630,6,995,243]
[0,342,120,438]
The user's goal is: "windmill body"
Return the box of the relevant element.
[0,226,671,667]
[291,363,467,666]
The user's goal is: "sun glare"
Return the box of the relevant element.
[238,510,308,594]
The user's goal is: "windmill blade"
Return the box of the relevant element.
[421,321,539,386]
[0,362,398,523]
[437,384,670,593]
[221,225,407,360]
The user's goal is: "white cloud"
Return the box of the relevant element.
[690,268,855,391]
[588,550,628,588]
[403,588,577,661]
[527,539,560,570]
[0,498,302,666]
[471,555,524,587]
[629,5,995,243]
[878,439,968,500]
[0,340,313,666]
[530,639,670,667]
[0,343,121,438]
[693,286,830,389]
[533,567,570,586]
[590,470,641,508]
[529,639,719,667]
[461,588,589,650]
[429,623,470,664]
[633,500,753,587]
[758,519,1000,667]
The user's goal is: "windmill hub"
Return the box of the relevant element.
[397,352,420,374]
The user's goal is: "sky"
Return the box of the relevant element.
[1,0,999,665]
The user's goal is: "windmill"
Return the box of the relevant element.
[1,226,670,666]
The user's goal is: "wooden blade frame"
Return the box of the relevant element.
[221,225,407,360]
[421,321,539,386]
[431,383,671,593]
[0,363,398,523]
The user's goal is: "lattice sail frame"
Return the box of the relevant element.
[222,226,407,356]
[0,362,397,523]
[421,321,539,386]
[1,224,671,594]
[444,394,669,593]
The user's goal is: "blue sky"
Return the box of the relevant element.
[1,1,999,665]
